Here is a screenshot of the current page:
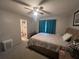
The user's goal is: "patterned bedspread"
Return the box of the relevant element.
[28,33,68,52]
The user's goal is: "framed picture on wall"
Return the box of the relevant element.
[73,10,79,26]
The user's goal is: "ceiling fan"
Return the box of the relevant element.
[12,0,50,15]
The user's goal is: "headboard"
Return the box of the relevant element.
[66,28,79,40]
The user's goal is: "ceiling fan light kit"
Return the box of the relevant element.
[33,7,38,16]
[33,11,38,16]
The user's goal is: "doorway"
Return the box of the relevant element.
[20,19,27,41]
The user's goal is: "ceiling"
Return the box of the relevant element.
[0,0,79,17]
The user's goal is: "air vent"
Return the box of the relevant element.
[2,39,13,51]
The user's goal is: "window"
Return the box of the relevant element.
[39,19,56,34]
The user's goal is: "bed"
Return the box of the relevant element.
[28,33,69,59]
[28,33,69,51]
[28,28,79,59]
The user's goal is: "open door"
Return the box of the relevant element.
[20,19,27,41]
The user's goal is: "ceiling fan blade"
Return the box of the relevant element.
[38,11,44,15]
[24,7,32,10]
[39,0,48,5]
[41,10,50,14]
[27,10,33,14]
[12,0,31,7]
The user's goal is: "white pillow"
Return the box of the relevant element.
[62,33,72,41]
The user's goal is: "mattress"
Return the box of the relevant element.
[28,33,68,52]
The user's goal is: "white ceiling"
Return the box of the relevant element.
[0,0,79,17]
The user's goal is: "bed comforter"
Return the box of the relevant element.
[28,33,69,52]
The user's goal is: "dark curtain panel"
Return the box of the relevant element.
[39,20,46,33]
[39,19,56,34]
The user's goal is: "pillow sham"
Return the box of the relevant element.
[62,33,72,41]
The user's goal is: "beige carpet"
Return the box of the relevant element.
[0,42,48,59]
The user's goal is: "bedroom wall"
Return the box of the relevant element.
[68,6,79,30]
[35,15,70,35]
[0,9,35,47]
[68,14,79,30]
[56,15,70,35]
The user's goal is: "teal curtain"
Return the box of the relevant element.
[46,20,56,34]
[39,19,56,34]
[39,20,46,33]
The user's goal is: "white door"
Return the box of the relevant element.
[20,19,27,41]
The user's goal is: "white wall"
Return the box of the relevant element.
[69,14,79,30]
[56,15,70,35]
[35,15,70,35]
[0,9,35,47]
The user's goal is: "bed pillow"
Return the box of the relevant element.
[62,33,72,41]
